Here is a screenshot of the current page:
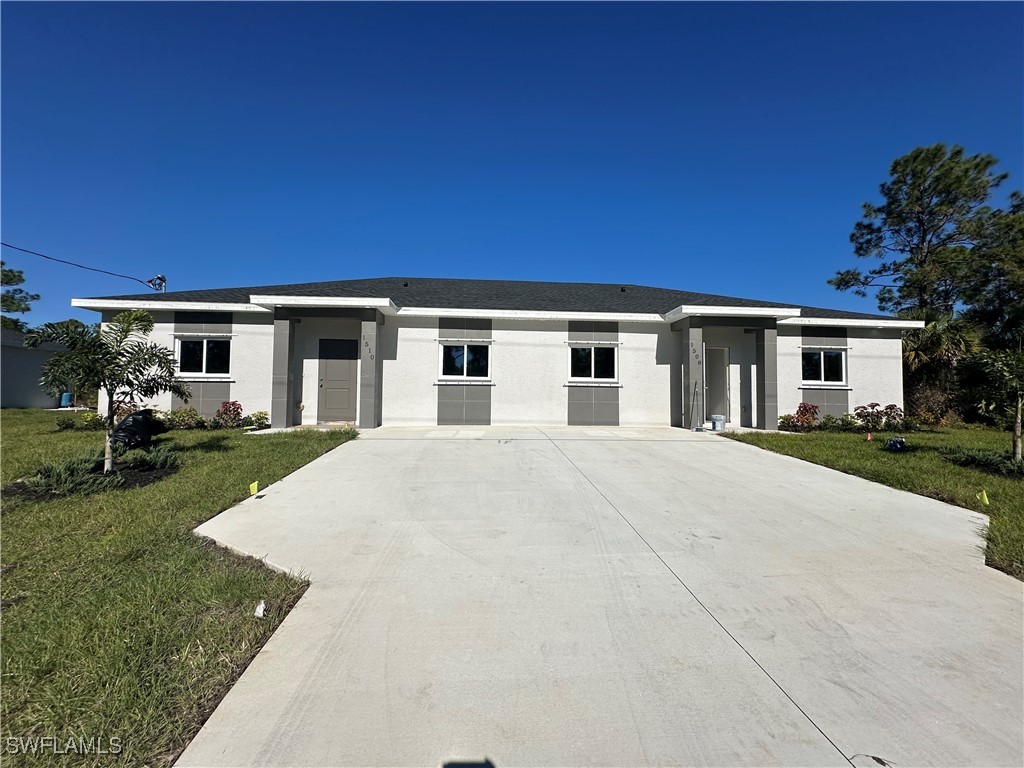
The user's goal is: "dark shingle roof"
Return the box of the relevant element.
[87,276,896,321]
[1,327,65,351]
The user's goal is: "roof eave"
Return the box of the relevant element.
[778,317,924,329]
[71,298,272,313]
[662,305,802,322]
[248,295,399,314]
[396,306,664,322]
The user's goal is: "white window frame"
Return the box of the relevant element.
[437,341,491,381]
[176,336,232,378]
[801,347,846,386]
[567,343,618,382]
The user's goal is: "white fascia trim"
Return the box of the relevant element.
[249,295,398,314]
[779,317,924,329]
[662,305,802,322]
[72,299,270,313]
[398,306,664,323]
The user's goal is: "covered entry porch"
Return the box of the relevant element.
[266,302,390,429]
[671,315,783,431]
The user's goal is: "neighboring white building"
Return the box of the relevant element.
[1,328,61,409]
[71,277,921,429]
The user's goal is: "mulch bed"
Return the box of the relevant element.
[2,465,180,502]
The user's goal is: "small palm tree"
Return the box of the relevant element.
[26,309,191,472]
[900,309,983,424]
[901,309,982,372]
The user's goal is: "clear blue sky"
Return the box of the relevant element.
[2,2,1021,324]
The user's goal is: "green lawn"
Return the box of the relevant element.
[1,409,356,766]
[723,427,1023,580]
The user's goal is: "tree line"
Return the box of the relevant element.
[831,143,1022,459]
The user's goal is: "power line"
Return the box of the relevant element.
[1,242,165,291]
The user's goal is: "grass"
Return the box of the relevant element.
[723,427,1024,580]
[1,409,357,766]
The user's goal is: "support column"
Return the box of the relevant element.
[680,317,704,431]
[270,313,291,429]
[755,325,778,430]
[358,310,384,429]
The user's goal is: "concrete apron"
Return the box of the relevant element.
[177,427,1023,768]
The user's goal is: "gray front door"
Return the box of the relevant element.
[318,339,358,423]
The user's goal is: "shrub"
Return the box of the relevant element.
[333,424,360,440]
[778,404,819,432]
[881,403,905,425]
[113,398,141,423]
[55,415,77,432]
[818,413,859,432]
[794,402,819,431]
[854,402,884,431]
[128,444,182,471]
[22,451,124,496]
[941,447,1024,478]
[167,407,205,430]
[854,403,908,432]
[908,381,962,426]
[887,415,921,433]
[818,414,837,431]
[212,400,244,429]
[241,411,271,430]
[79,411,107,430]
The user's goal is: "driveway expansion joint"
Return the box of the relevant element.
[180,426,1023,767]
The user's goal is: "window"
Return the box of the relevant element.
[440,343,489,378]
[570,346,616,380]
[802,349,845,384]
[179,339,231,375]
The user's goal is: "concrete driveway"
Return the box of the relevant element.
[177,427,1023,768]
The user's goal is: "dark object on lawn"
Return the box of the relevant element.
[110,409,169,449]
[884,436,908,452]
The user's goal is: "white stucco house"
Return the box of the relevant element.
[71,277,921,430]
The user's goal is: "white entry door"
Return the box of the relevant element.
[704,346,730,422]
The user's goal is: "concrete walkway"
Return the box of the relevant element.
[177,427,1023,767]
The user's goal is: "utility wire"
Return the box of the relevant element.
[1,242,160,291]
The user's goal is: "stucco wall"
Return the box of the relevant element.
[777,325,905,418]
[848,328,905,409]
[87,308,907,429]
[382,316,447,426]
[618,323,679,427]
[489,319,568,426]
[1,346,60,408]
[230,312,274,416]
[777,326,804,417]
[381,317,677,426]
[95,310,275,418]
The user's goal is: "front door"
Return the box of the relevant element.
[318,339,358,423]
[704,346,730,423]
